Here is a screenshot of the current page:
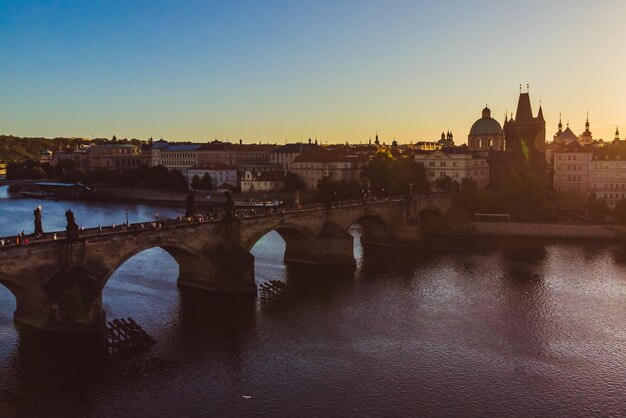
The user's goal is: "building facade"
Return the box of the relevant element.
[186,163,238,190]
[51,143,149,171]
[270,142,322,171]
[160,144,202,174]
[290,149,366,191]
[414,149,489,190]
[240,170,285,193]
[552,141,592,196]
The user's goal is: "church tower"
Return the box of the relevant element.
[579,112,593,144]
[503,85,546,176]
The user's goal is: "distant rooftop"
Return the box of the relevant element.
[272,143,322,153]
[164,144,203,152]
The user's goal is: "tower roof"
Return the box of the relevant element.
[515,92,533,122]
[469,107,503,136]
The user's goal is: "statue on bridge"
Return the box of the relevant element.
[34,206,44,237]
[185,192,198,218]
[65,209,80,243]
[223,192,235,222]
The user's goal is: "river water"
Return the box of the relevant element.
[0,185,625,417]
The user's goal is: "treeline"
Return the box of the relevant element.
[458,171,621,223]
[6,159,189,192]
[85,165,188,192]
[0,135,147,163]
[313,151,428,202]
[0,136,87,163]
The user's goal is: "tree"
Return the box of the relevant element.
[499,171,554,221]
[459,177,478,212]
[614,200,626,224]
[146,165,170,189]
[168,169,187,192]
[62,168,86,183]
[54,159,76,179]
[361,152,427,197]
[191,175,201,190]
[361,152,391,196]
[199,173,213,190]
[284,172,304,192]
[435,176,454,193]
[388,157,428,196]
[317,177,361,202]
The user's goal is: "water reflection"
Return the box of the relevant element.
[1,190,626,416]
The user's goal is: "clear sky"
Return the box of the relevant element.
[1,0,625,144]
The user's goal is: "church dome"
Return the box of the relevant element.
[469,107,503,136]
[41,149,53,156]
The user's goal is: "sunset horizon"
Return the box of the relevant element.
[2,1,625,143]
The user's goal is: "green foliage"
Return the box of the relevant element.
[361,152,427,197]
[6,160,49,180]
[190,173,213,190]
[614,200,626,224]
[200,173,213,190]
[458,171,555,221]
[145,165,170,189]
[434,176,454,193]
[0,135,87,163]
[586,192,610,219]
[191,175,201,190]
[167,169,188,192]
[362,152,391,195]
[459,178,478,212]
[316,177,361,201]
[284,172,304,192]
[0,135,145,164]
[84,165,188,192]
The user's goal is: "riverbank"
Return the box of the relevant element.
[0,182,312,206]
[455,221,624,241]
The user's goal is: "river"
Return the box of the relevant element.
[0,185,625,417]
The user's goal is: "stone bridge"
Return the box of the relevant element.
[0,195,453,333]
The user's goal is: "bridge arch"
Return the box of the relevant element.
[351,213,391,244]
[0,278,20,307]
[100,240,213,289]
[244,223,318,253]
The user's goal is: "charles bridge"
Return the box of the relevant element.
[0,195,453,333]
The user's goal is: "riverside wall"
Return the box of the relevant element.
[95,186,192,203]
[468,221,623,241]
[94,186,309,205]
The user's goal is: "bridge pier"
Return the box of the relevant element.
[284,221,356,268]
[12,265,106,334]
[176,243,256,293]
